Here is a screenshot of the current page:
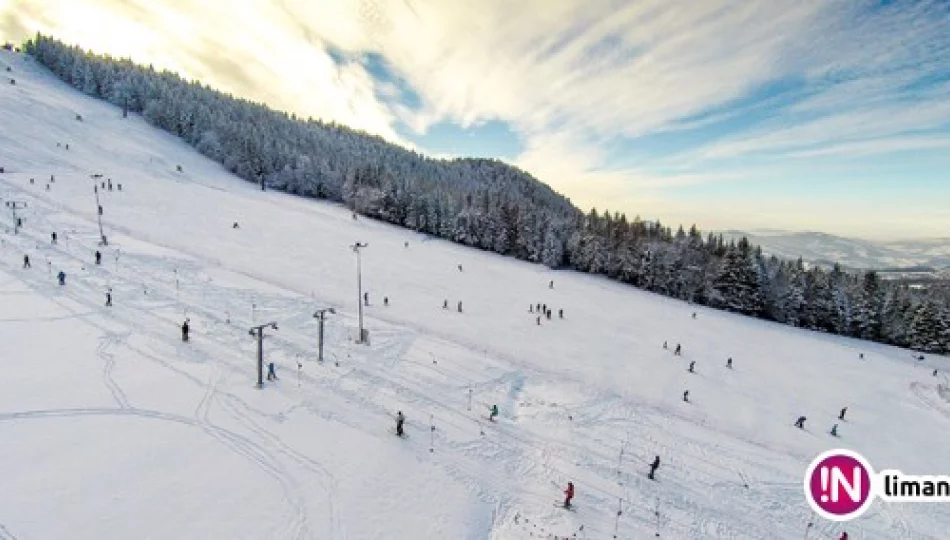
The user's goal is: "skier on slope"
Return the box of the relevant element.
[839,531,848,540]
[648,456,660,480]
[22,254,30,269]
[181,319,190,342]
[95,250,101,265]
[830,424,839,437]
[726,357,733,369]
[795,416,806,429]
[674,343,682,356]
[105,289,112,307]
[267,362,278,381]
[559,309,563,319]
[395,411,405,437]
[839,407,847,420]
[57,271,66,286]
[683,390,689,402]
[489,404,499,422]
[563,481,574,508]
[51,232,57,244]
[457,301,463,313]
[688,361,695,373]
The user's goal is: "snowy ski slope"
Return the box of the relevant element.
[1,49,949,539]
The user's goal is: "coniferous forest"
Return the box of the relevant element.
[23,34,950,354]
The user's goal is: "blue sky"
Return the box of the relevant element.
[3,0,949,240]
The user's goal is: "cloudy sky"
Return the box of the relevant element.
[3,0,949,240]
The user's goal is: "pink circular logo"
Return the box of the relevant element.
[804,449,875,521]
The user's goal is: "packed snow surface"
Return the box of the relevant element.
[1,49,949,539]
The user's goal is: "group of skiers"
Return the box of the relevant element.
[530,302,563,324]
[22,235,112,301]
[795,406,849,437]
[442,299,463,312]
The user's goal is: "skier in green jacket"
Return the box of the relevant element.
[489,404,499,422]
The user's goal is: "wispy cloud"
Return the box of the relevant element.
[2,0,949,238]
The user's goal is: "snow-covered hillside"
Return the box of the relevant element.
[2,49,950,539]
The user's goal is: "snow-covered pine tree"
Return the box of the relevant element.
[908,301,949,353]
[710,238,764,316]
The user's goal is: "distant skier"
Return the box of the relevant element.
[839,531,848,540]
[549,280,554,289]
[489,404,499,422]
[95,250,102,265]
[542,303,547,313]
[536,316,541,325]
[692,312,696,319]
[50,232,57,244]
[663,341,667,349]
[530,304,534,313]
[404,241,408,248]
[395,411,405,437]
[105,289,112,307]
[683,390,689,402]
[384,297,389,307]
[181,319,190,342]
[117,184,122,191]
[726,357,733,369]
[830,424,838,437]
[458,264,463,272]
[859,353,864,359]
[795,416,806,429]
[363,292,369,306]
[839,407,847,421]
[457,301,462,313]
[688,361,695,373]
[443,299,448,309]
[57,270,66,286]
[107,179,113,191]
[267,362,278,381]
[558,309,563,319]
[232,222,240,229]
[674,343,682,356]
[934,369,939,377]
[546,310,551,320]
[536,303,541,312]
[648,456,660,480]
[23,254,30,269]
[563,481,574,508]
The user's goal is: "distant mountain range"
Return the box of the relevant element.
[718,230,950,272]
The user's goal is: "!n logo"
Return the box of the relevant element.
[804,449,875,521]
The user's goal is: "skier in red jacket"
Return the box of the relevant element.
[563,481,574,508]
[839,532,848,540]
